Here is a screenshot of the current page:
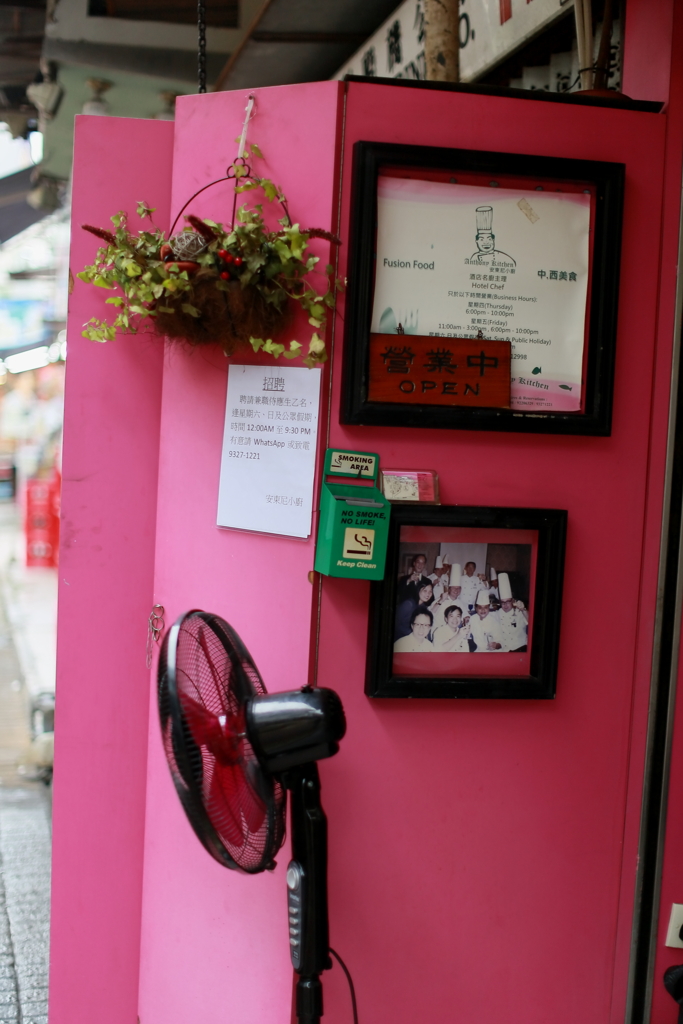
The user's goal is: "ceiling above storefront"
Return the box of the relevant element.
[215,0,402,90]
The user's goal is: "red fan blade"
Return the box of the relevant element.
[179,691,224,749]
[182,694,265,840]
[209,762,246,847]
[235,764,267,834]
[197,625,228,694]
[209,758,266,839]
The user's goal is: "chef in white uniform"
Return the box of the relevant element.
[431,564,466,630]
[429,555,451,600]
[433,570,450,601]
[497,572,528,652]
[469,590,504,652]
[488,567,500,601]
[459,562,483,615]
[428,554,442,585]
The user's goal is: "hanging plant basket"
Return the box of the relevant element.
[77,145,342,367]
[153,267,289,353]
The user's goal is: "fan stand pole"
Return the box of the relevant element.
[285,763,332,1024]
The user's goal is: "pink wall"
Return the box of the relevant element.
[630,0,683,1019]
[310,84,668,1024]
[50,116,173,1024]
[53,29,683,1024]
[137,83,343,1024]
[622,0,674,104]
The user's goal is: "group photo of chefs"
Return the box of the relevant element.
[393,541,532,654]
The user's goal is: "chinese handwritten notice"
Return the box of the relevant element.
[368,334,510,407]
[371,175,592,412]
[217,365,321,538]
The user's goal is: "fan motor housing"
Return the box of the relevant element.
[246,687,346,773]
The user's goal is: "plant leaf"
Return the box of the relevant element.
[136,201,156,219]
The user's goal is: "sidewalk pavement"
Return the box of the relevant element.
[0,500,55,1024]
[0,788,51,1024]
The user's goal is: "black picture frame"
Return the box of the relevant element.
[341,141,624,436]
[366,504,567,699]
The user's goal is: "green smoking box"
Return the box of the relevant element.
[314,449,391,580]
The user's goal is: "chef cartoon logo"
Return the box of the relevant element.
[469,206,516,267]
[343,528,375,560]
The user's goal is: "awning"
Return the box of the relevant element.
[215,0,402,90]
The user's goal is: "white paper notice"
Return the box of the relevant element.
[372,176,591,412]
[217,365,321,538]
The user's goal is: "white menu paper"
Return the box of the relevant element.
[217,365,322,538]
[372,176,591,412]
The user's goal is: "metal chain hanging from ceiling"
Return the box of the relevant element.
[197,0,207,93]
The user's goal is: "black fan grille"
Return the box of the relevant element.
[158,611,285,874]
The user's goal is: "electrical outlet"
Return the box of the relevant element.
[665,904,683,947]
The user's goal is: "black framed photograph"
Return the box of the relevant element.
[341,141,624,436]
[366,505,567,699]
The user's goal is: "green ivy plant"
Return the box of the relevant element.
[77,145,342,367]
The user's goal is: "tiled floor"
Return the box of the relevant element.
[0,502,54,1023]
[0,787,51,1024]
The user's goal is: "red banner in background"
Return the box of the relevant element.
[25,471,60,568]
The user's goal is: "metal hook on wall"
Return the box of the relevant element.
[237,94,256,159]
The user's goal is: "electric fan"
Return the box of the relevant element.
[157,610,346,1024]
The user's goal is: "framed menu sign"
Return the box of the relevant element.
[341,142,624,435]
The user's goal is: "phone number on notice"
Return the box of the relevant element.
[228,451,261,459]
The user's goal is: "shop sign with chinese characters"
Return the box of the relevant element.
[217,365,321,538]
[368,333,510,407]
[334,0,575,85]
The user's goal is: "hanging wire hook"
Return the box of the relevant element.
[237,94,256,158]
[167,92,293,236]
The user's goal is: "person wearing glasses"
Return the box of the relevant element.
[393,608,435,653]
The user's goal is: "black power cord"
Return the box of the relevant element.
[329,948,358,1024]
[197,0,207,93]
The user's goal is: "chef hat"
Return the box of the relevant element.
[449,563,462,586]
[475,590,490,606]
[476,205,493,232]
[498,573,512,601]
[435,555,443,569]
[490,567,497,580]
